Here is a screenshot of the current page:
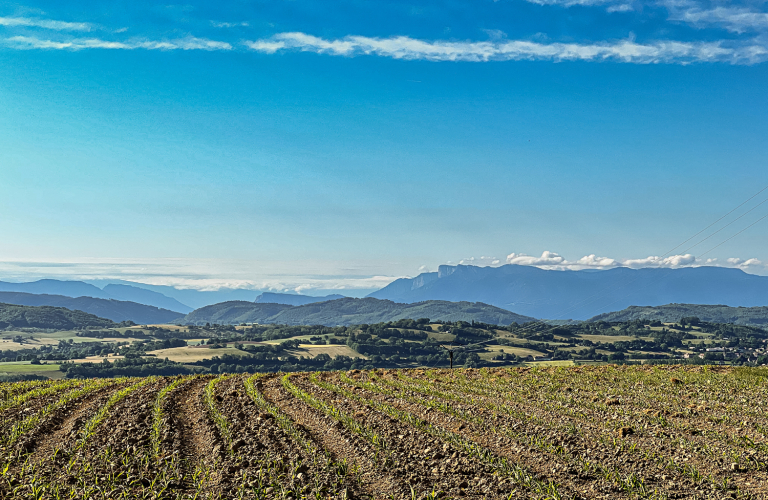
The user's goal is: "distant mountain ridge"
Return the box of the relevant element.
[0,280,109,299]
[0,280,353,317]
[254,292,345,306]
[0,292,183,325]
[101,284,192,313]
[85,280,261,310]
[589,304,768,326]
[368,265,768,320]
[0,280,192,313]
[181,297,534,326]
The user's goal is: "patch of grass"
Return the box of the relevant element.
[146,346,252,363]
[577,334,646,343]
[0,362,62,377]
[523,360,575,367]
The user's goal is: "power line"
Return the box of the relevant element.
[431,183,768,367]
[469,185,768,351]
[549,210,768,326]
[697,212,768,259]
[663,184,768,257]
[515,184,768,326]
[678,197,768,255]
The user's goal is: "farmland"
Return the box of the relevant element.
[0,366,767,499]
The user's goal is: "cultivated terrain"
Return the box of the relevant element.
[1,366,767,499]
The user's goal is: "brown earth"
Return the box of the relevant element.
[0,366,764,499]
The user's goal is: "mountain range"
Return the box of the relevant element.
[3,265,768,325]
[181,297,533,326]
[0,280,342,312]
[0,280,192,313]
[369,265,768,320]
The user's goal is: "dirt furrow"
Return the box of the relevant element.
[202,374,364,498]
[86,377,166,452]
[290,373,529,499]
[262,374,410,499]
[0,380,82,436]
[10,381,123,458]
[26,381,126,467]
[167,375,222,481]
[413,369,768,496]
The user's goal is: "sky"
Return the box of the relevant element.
[1,0,767,295]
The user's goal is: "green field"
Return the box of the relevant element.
[0,361,64,378]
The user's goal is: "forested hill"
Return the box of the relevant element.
[0,303,117,330]
[181,297,534,326]
[0,292,183,325]
[589,304,768,326]
[254,292,345,306]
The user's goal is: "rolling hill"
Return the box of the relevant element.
[0,292,183,325]
[181,297,534,326]
[254,292,346,306]
[368,265,768,320]
[0,303,116,330]
[589,303,768,326]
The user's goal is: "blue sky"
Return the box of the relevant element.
[1,0,767,294]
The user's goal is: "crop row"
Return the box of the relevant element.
[0,366,765,499]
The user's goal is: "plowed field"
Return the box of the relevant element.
[1,365,766,499]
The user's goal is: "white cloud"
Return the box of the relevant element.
[742,258,764,267]
[526,0,630,8]
[460,256,501,266]
[244,32,768,64]
[2,28,766,65]
[575,254,617,267]
[496,250,768,272]
[211,21,250,28]
[246,39,286,53]
[4,35,233,51]
[622,254,696,268]
[726,257,764,267]
[507,251,566,266]
[504,251,615,269]
[661,0,768,33]
[515,0,768,34]
[606,3,635,12]
[681,8,768,33]
[0,16,91,31]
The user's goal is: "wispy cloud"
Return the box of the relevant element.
[0,15,91,31]
[2,12,768,65]
[211,20,249,28]
[244,32,768,64]
[517,0,768,34]
[524,0,631,9]
[666,3,768,33]
[4,35,232,51]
